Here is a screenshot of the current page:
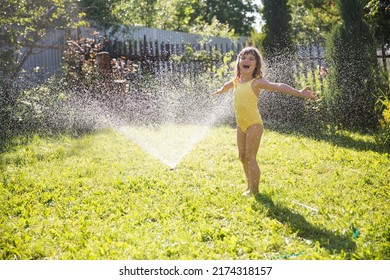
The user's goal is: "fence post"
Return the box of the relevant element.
[175,43,180,55]
[117,41,123,57]
[165,43,170,57]
[133,40,138,57]
[112,40,118,57]
[141,35,151,73]
[381,43,388,73]
[143,35,148,56]
[96,51,112,93]
[165,43,171,72]
[128,40,133,57]
[237,43,242,53]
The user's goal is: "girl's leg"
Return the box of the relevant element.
[237,127,250,191]
[244,124,263,194]
[237,124,263,194]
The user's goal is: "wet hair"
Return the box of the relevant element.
[233,47,263,83]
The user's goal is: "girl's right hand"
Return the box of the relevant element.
[210,90,221,96]
[210,81,234,96]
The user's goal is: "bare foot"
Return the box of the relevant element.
[242,190,252,196]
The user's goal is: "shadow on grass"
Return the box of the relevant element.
[264,121,388,154]
[253,193,357,257]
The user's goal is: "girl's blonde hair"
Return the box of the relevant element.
[233,47,263,84]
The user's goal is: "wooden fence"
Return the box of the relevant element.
[107,35,246,59]
[21,30,389,93]
[100,35,246,79]
[99,35,329,92]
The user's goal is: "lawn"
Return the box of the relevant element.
[0,125,389,260]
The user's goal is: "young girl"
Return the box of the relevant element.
[211,47,316,195]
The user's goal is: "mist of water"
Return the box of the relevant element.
[4,50,329,167]
[16,70,233,169]
[111,72,233,169]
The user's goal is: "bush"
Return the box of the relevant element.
[325,0,385,131]
[260,0,305,123]
[377,96,390,150]
[0,78,18,144]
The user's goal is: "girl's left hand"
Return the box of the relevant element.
[300,86,317,100]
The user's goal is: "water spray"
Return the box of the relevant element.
[114,70,233,168]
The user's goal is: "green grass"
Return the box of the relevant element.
[0,126,389,260]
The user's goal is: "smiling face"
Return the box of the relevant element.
[239,54,257,75]
[234,47,263,81]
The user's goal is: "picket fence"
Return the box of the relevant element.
[101,35,329,91]
[18,26,389,90]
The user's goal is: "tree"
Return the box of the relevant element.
[110,0,256,36]
[364,0,390,73]
[194,0,257,36]
[262,0,295,62]
[325,0,385,130]
[365,0,390,45]
[0,0,84,79]
[260,0,304,122]
[78,0,120,29]
[0,0,83,142]
[288,0,389,45]
[288,0,340,41]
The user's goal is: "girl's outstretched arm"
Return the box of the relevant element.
[254,78,316,100]
[210,81,234,96]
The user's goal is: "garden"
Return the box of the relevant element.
[0,0,389,261]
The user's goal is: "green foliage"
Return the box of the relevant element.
[337,0,365,22]
[260,0,304,123]
[0,28,16,77]
[325,0,386,131]
[111,0,160,28]
[170,44,234,79]
[262,0,295,57]
[0,0,85,79]
[288,0,340,41]
[287,0,389,47]
[214,51,235,80]
[78,0,120,29]
[0,127,389,259]
[0,1,85,143]
[248,29,265,48]
[376,94,390,149]
[192,0,257,36]
[0,78,18,143]
[110,0,256,36]
[10,76,73,135]
[0,72,105,151]
[189,17,238,44]
[364,0,390,47]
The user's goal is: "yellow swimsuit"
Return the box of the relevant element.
[233,78,263,133]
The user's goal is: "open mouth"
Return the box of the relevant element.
[243,65,251,69]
